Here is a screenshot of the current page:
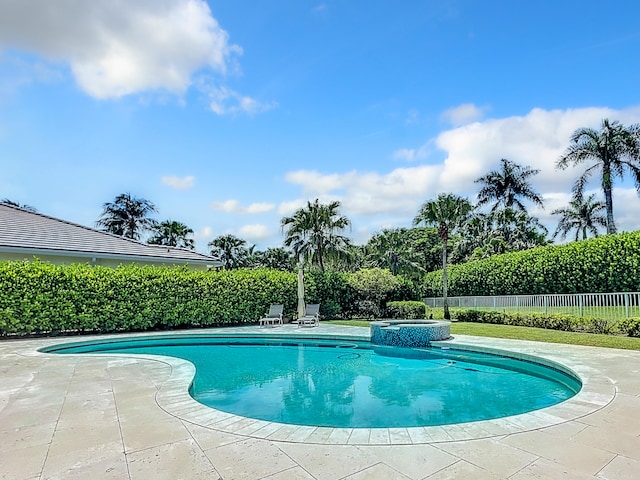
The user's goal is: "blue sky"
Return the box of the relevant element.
[1,0,639,253]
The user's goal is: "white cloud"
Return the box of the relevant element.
[207,85,277,115]
[237,224,271,241]
[277,199,307,216]
[434,106,640,196]
[282,106,640,236]
[440,103,489,126]
[161,175,195,190]
[285,170,350,195]
[210,199,275,214]
[285,166,442,216]
[532,187,639,239]
[194,226,213,239]
[611,187,640,233]
[0,0,240,99]
[392,143,430,162]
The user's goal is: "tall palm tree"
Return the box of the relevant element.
[208,234,252,270]
[365,228,422,276]
[280,199,351,272]
[556,118,640,234]
[96,193,157,240]
[147,220,195,250]
[552,193,607,241]
[413,193,473,320]
[475,158,544,213]
[406,227,444,274]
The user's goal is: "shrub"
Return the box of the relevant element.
[386,301,427,319]
[582,318,616,335]
[618,318,640,337]
[346,268,417,318]
[424,231,640,296]
[305,271,356,319]
[454,309,587,332]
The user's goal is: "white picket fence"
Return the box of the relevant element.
[423,292,640,320]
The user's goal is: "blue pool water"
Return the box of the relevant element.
[44,336,581,428]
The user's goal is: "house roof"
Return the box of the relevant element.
[0,203,220,266]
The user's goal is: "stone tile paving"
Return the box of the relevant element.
[1,324,639,479]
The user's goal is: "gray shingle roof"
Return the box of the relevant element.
[0,203,219,266]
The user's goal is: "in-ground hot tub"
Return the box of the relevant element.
[370,319,451,347]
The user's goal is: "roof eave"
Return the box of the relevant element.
[0,246,222,267]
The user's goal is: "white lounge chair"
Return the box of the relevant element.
[297,303,320,327]
[259,304,283,327]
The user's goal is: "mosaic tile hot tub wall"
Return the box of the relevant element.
[370,321,451,347]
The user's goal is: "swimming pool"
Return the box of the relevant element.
[43,335,581,429]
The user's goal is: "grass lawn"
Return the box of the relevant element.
[326,319,640,351]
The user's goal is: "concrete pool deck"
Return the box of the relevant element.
[1,324,639,479]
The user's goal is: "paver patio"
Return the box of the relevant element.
[1,324,639,479]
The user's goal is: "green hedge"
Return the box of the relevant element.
[0,261,423,336]
[0,262,300,336]
[386,301,428,319]
[424,231,640,296]
[304,271,358,319]
[454,309,626,335]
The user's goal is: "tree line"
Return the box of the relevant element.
[3,118,639,290]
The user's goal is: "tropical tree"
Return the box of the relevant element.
[551,193,607,241]
[208,234,253,270]
[248,247,296,271]
[489,208,549,251]
[413,193,473,319]
[96,193,157,240]
[556,118,640,234]
[450,213,492,262]
[452,208,549,261]
[280,199,352,272]
[475,158,544,213]
[406,227,445,273]
[147,220,195,250]
[365,228,423,277]
[1,199,37,212]
[339,244,367,272]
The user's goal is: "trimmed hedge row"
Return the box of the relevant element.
[386,301,428,319]
[424,231,640,296]
[454,309,640,336]
[0,262,298,335]
[0,261,420,336]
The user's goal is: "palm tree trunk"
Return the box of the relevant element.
[317,245,325,272]
[442,239,449,320]
[602,164,617,234]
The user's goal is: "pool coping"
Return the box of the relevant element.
[31,325,616,446]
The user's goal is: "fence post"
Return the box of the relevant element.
[579,295,583,317]
[515,296,519,312]
[544,295,548,314]
[625,293,630,318]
